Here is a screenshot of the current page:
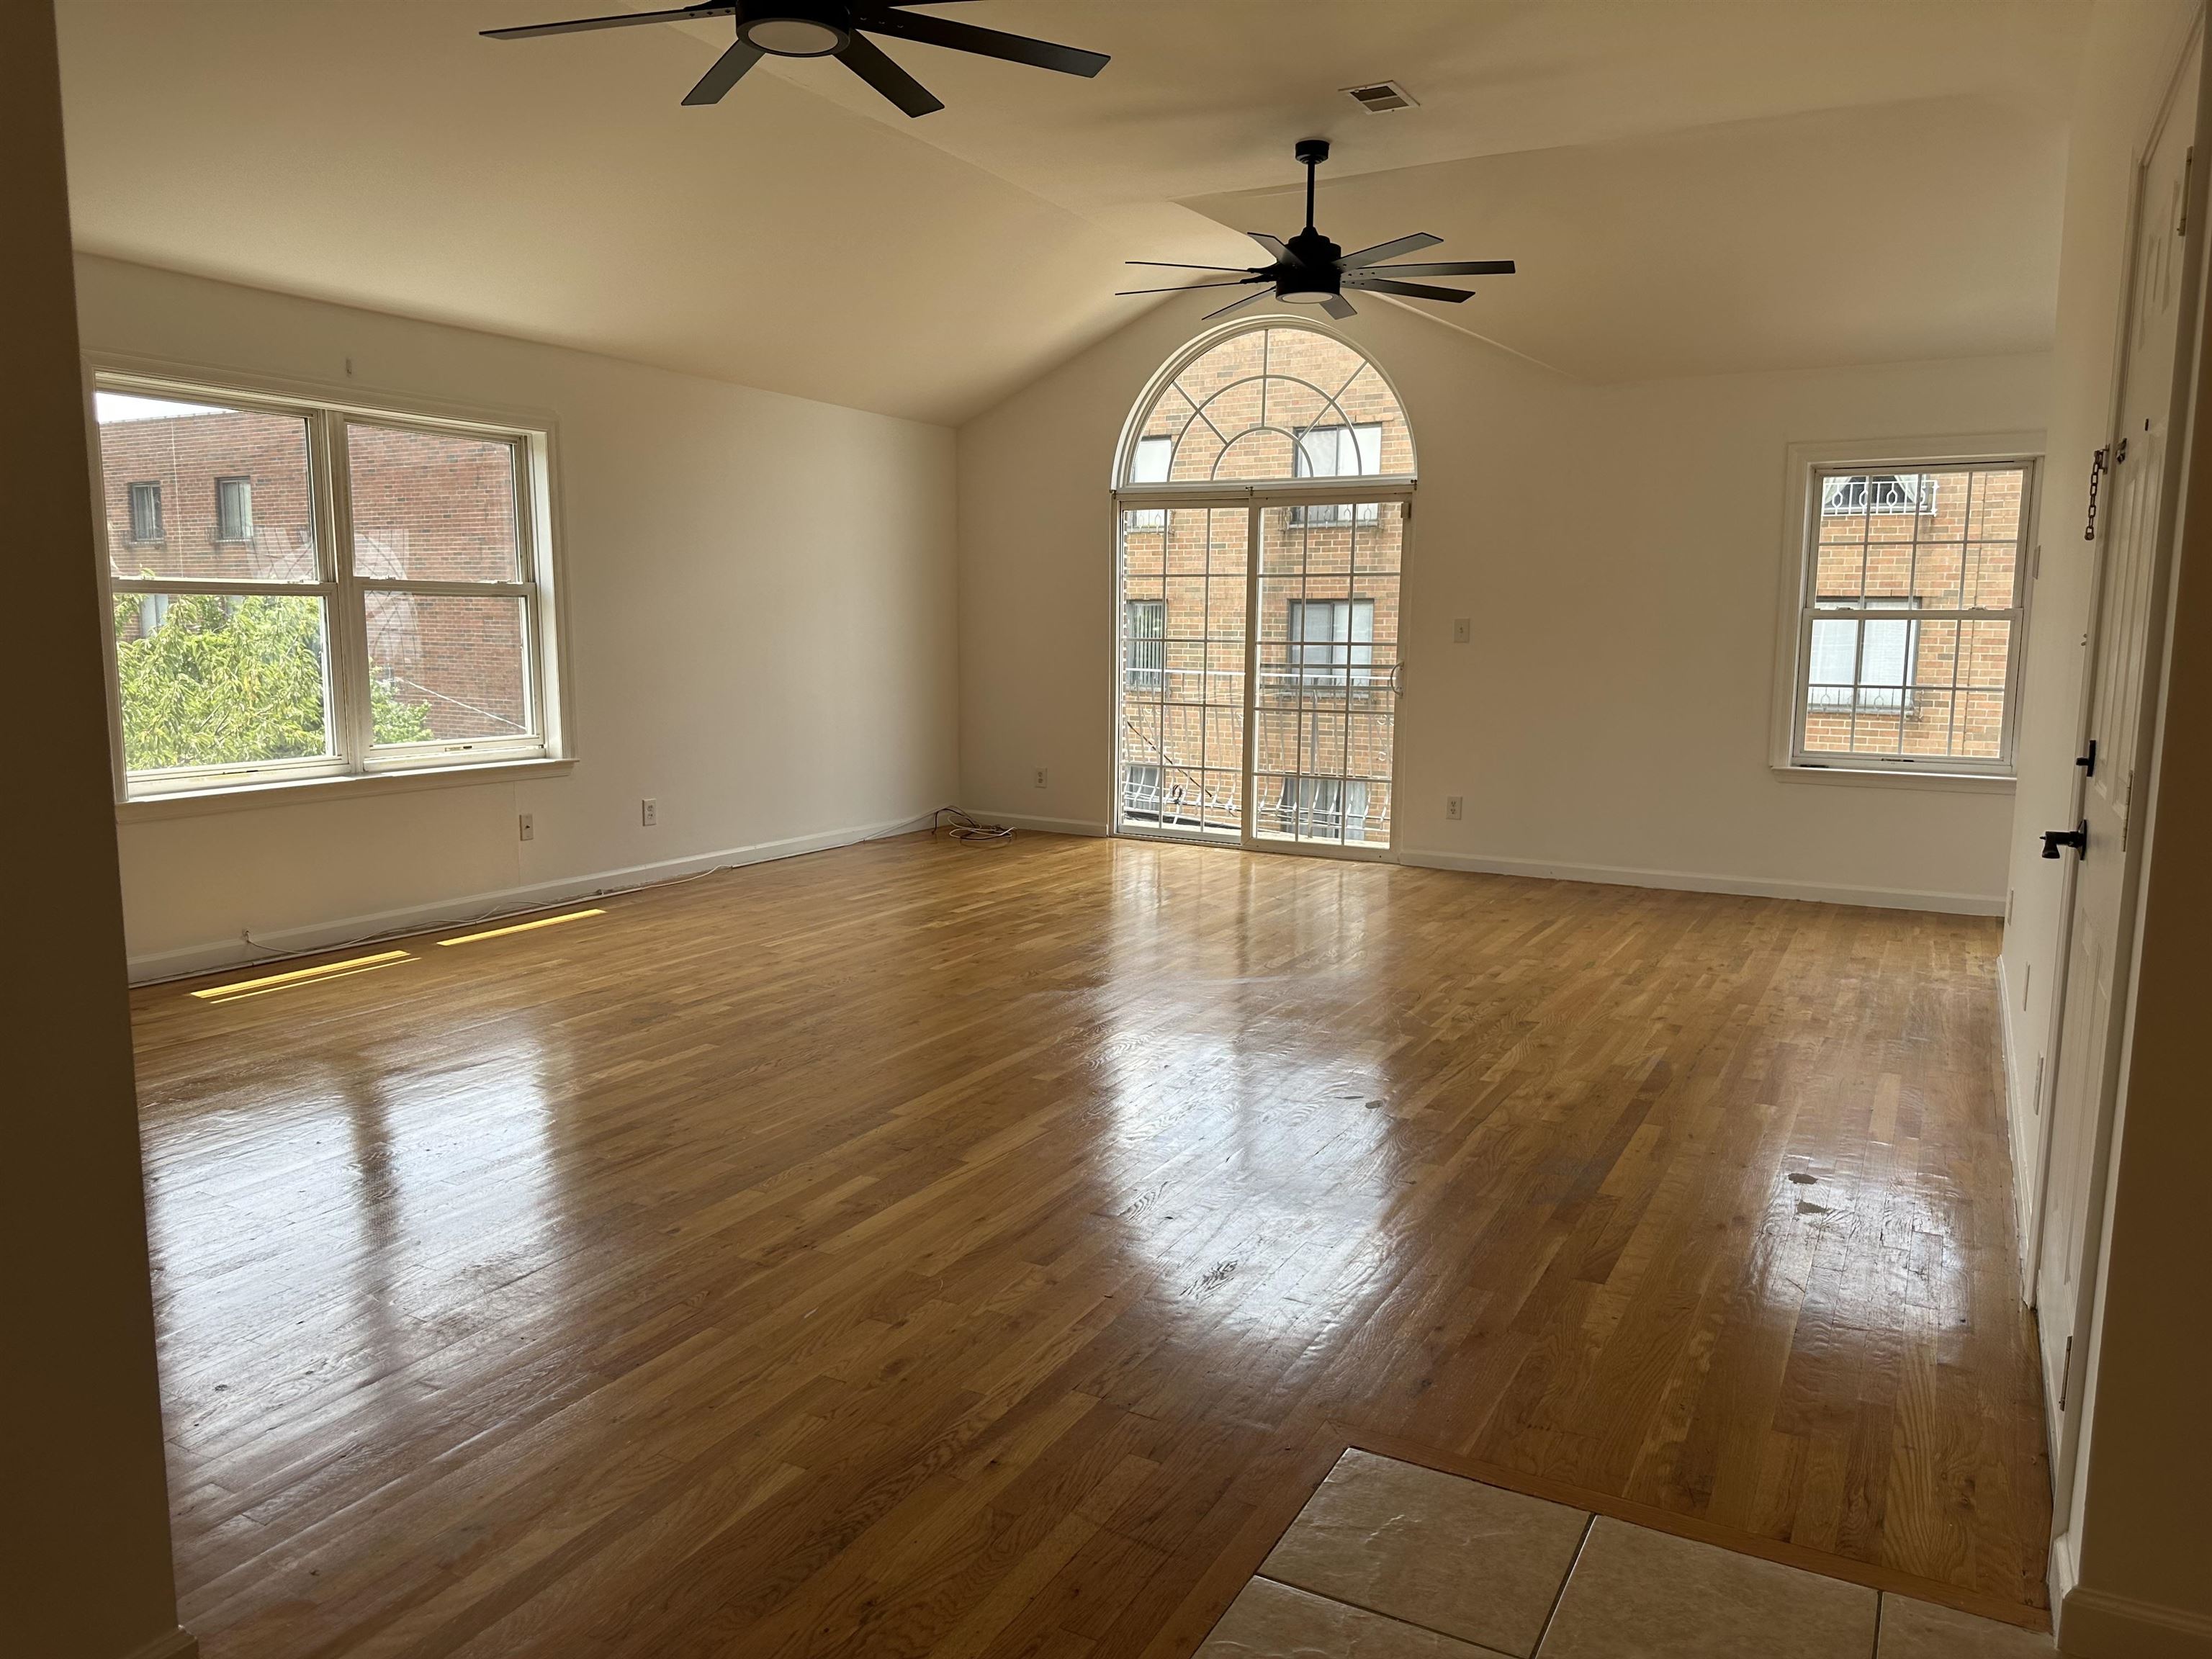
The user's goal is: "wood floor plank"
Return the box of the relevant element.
[129,832,2051,1656]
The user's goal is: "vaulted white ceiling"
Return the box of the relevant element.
[56,1,2087,424]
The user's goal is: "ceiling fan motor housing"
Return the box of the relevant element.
[737,0,853,58]
[1278,228,1344,302]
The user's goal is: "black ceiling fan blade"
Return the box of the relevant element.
[1342,276,1473,303]
[1321,295,1358,320]
[1204,287,1275,321]
[837,32,945,117]
[858,10,1109,77]
[1117,280,1265,297]
[1335,232,1443,267]
[1246,232,1292,263]
[1125,261,1266,274]
[1347,259,1516,279]
[681,38,764,105]
[482,4,731,40]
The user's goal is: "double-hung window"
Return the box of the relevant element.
[1786,459,2032,774]
[1123,598,1166,693]
[1287,597,1375,686]
[1127,435,1172,529]
[94,375,564,801]
[127,482,163,544]
[1290,424,1382,526]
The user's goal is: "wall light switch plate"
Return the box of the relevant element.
[1445,796,1464,821]
[518,812,534,842]
[641,798,658,827]
[1452,618,1472,644]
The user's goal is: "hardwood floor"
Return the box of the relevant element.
[130,832,2050,1658]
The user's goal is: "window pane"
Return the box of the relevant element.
[348,423,522,583]
[112,591,333,773]
[366,592,533,745]
[96,392,317,583]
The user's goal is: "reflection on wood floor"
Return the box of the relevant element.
[130,831,2048,1658]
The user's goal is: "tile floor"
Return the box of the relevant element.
[1199,1451,2056,1659]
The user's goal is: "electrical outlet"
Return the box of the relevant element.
[1452,617,1472,644]
[518,812,534,842]
[1033,768,1049,790]
[641,798,658,828]
[1445,796,1464,821]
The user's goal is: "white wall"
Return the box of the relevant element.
[1997,0,2198,1252]
[76,257,959,979]
[958,295,2046,912]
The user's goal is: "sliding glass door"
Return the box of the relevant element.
[1252,500,1401,850]
[1114,494,1403,857]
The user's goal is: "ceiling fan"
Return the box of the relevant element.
[481,1,1108,118]
[1122,139,1515,321]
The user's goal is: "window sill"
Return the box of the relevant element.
[1771,763,2014,794]
[116,756,574,822]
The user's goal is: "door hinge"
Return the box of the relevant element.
[2060,1334,2074,1410]
[2182,148,2193,236]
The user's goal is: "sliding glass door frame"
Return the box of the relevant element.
[1110,480,1415,863]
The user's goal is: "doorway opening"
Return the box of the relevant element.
[1112,322,1413,857]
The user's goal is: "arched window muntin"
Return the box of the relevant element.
[1112,318,1416,498]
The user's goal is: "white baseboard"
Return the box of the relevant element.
[968,811,1111,836]
[125,810,939,984]
[1396,848,2005,916]
[2049,1524,2080,1639]
[2059,1579,2212,1658]
[121,1627,198,1659]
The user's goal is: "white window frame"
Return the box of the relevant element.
[1770,434,2040,786]
[86,362,571,809]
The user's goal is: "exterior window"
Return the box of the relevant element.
[1790,461,2031,773]
[94,377,562,799]
[1274,775,1370,841]
[1123,598,1165,693]
[1287,597,1374,685]
[127,482,163,543]
[1128,436,1172,529]
[1807,598,1917,711]
[215,476,253,542]
[1122,763,1164,821]
[1291,424,1382,526]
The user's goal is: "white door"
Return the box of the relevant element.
[2033,43,2202,1511]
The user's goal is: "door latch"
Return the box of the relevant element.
[2076,738,2098,777]
[2041,820,2089,860]
[2084,446,2108,541]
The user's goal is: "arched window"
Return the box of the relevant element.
[1115,323,1413,490]
[1113,323,1413,855]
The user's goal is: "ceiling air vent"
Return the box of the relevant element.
[1343,80,1418,114]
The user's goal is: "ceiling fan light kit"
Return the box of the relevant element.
[483,0,1110,117]
[1120,138,1516,322]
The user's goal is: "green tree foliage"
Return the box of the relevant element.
[113,588,431,771]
